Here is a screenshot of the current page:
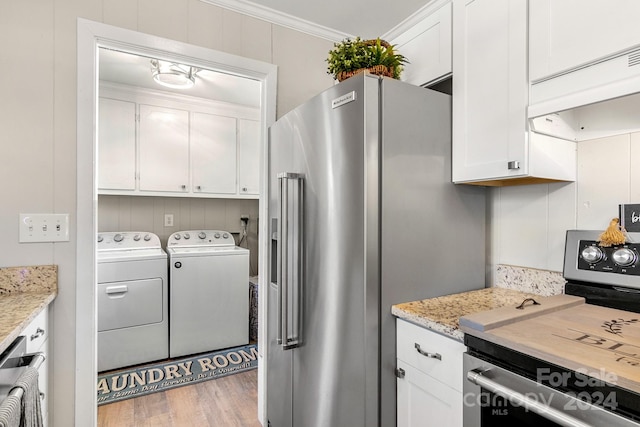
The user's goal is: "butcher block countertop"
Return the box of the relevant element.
[392,288,540,341]
[461,294,640,395]
[0,265,57,355]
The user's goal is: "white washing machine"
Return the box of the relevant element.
[97,232,169,372]
[167,230,250,358]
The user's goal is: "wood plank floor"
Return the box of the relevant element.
[97,369,261,427]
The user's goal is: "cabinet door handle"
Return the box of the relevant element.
[30,328,45,341]
[507,160,520,170]
[181,184,187,190]
[415,343,441,360]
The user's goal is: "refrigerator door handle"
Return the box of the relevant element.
[277,172,304,350]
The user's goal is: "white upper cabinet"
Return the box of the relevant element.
[390,0,452,87]
[452,0,575,185]
[98,84,261,199]
[98,98,136,191]
[238,119,261,195]
[138,104,190,193]
[452,0,528,183]
[530,0,640,82]
[191,112,237,194]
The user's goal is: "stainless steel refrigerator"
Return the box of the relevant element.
[266,73,486,427]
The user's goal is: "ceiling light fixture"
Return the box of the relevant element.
[150,59,198,89]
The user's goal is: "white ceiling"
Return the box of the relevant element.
[98,48,262,108]
[243,0,432,39]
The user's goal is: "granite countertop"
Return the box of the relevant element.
[392,288,541,342]
[0,265,58,355]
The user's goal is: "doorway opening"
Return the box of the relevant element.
[77,18,276,426]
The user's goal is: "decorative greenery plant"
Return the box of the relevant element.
[326,37,408,81]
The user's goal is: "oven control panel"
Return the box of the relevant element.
[578,240,640,275]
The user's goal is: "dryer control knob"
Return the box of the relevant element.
[581,246,604,263]
[214,232,221,239]
[174,234,181,240]
[133,234,141,241]
[97,235,103,243]
[174,261,182,269]
[114,234,124,242]
[198,232,206,239]
[144,234,151,241]
[222,233,229,239]
[184,233,191,239]
[613,248,637,267]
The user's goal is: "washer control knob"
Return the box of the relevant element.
[97,235,103,243]
[581,246,604,263]
[214,232,221,239]
[222,233,229,239]
[198,232,206,239]
[612,248,637,267]
[174,234,181,240]
[144,234,151,241]
[133,234,141,241]
[184,233,190,240]
[114,234,124,242]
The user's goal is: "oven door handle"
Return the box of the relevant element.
[467,368,592,427]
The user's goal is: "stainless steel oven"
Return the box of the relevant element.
[462,229,640,427]
[463,348,640,427]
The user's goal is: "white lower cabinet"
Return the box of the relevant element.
[23,307,49,426]
[396,319,464,427]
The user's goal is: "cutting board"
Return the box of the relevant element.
[460,295,640,394]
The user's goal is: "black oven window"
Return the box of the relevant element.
[480,391,561,426]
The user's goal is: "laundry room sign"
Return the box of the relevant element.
[97,344,258,405]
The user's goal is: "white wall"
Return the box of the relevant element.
[0,1,333,425]
[490,131,640,275]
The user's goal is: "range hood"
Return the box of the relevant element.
[528,46,640,142]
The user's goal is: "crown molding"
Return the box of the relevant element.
[199,0,353,42]
[382,0,449,41]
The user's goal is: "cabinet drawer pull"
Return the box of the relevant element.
[30,328,45,341]
[507,160,520,170]
[415,343,441,360]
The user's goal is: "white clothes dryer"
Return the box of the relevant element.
[97,232,168,372]
[167,230,250,358]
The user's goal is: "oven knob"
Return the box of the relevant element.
[612,248,637,267]
[198,232,206,239]
[133,234,141,241]
[581,246,604,263]
[114,234,124,242]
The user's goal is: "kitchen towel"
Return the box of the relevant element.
[0,367,43,427]
[15,367,43,427]
[0,394,20,427]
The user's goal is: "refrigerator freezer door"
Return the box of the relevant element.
[267,74,378,427]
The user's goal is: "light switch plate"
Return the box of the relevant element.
[19,213,70,242]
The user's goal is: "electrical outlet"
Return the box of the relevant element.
[19,213,70,242]
[164,214,174,227]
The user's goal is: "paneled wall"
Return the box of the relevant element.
[490,131,640,275]
[98,196,259,274]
